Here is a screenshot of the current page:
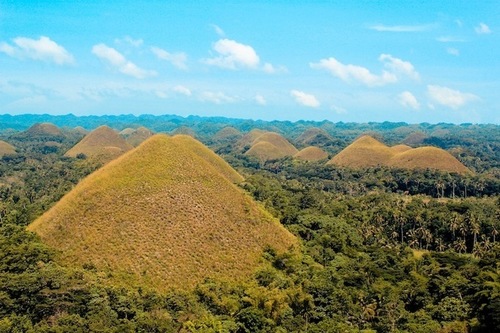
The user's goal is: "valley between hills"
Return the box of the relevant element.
[0,114,499,332]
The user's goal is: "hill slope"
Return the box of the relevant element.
[294,146,328,161]
[122,126,154,147]
[29,134,296,291]
[295,127,334,147]
[65,125,133,162]
[0,140,16,156]
[244,132,298,161]
[327,135,394,168]
[387,147,471,174]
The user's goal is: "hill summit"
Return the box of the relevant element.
[29,134,296,291]
[327,135,470,174]
[243,132,298,161]
[65,125,133,163]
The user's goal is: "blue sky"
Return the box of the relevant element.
[0,1,498,124]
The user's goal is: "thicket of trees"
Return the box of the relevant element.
[0,120,499,332]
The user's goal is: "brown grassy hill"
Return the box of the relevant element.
[294,146,329,161]
[119,128,135,136]
[295,127,333,147]
[28,134,296,291]
[403,131,427,146]
[0,140,16,156]
[65,125,133,163]
[244,132,299,161]
[387,147,471,174]
[252,133,298,155]
[236,129,267,150]
[212,126,243,142]
[24,122,63,137]
[171,126,196,137]
[123,127,154,147]
[327,135,395,168]
[390,144,413,153]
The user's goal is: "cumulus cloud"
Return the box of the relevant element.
[398,91,420,110]
[380,54,420,81]
[447,48,460,56]
[0,36,74,65]
[173,85,191,96]
[92,43,156,79]
[369,24,434,32]
[200,91,236,104]
[203,39,260,69]
[151,46,188,70]
[475,23,491,35]
[255,94,267,105]
[290,90,320,108]
[427,85,479,109]
[310,57,397,87]
[310,54,418,87]
[262,62,287,74]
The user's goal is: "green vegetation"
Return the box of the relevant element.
[0,115,499,332]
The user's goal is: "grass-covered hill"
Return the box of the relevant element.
[294,146,329,161]
[212,126,243,143]
[0,140,16,156]
[295,127,334,147]
[28,134,296,291]
[65,125,133,163]
[121,126,154,147]
[328,135,470,174]
[243,132,298,161]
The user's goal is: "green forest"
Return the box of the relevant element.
[0,114,499,333]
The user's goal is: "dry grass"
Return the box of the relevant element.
[171,126,196,137]
[0,140,16,156]
[387,147,471,174]
[236,129,267,150]
[244,132,298,161]
[295,127,333,146]
[327,135,470,174]
[294,146,328,161]
[25,122,63,136]
[29,134,296,291]
[65,125,133,163]
[123,126,154,147]
[212,126,243,142]
[327,135,395,168]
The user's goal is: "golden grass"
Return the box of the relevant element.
[212,126,243,142]
[171,126,196,137]
[295,127,333,145]
[65,125,133,163]
[0,140,16,156]
[123,126,154,147]
[387,146,471,174]
[29,134,296,291]
[294,146,328,161]
[243,132,298,161]
[236,129,267,149]
[25,122,63,136]
[327,135,470,174]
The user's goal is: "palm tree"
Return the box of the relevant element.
[453,239,467,254]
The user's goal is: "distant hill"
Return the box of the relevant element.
[212,126,243,143]
[294,146,328,161]
[12,122,66,142]
[328,135,470,174]
[0,140,16,156]
[65,125,133,163]
[121,126,154,147]
[236,129,267,150]
[171,126,196,137]
[295,127,334,147]
[327,135,394,168]
[243,132,298,161]
[29,134,296,291]
[387,147,471,174]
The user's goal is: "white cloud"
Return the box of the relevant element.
[0,36,74,65]
[151,46,188,70]
[310,57,397,87]
[200,91,236,104]
[255,94,266,105]
[173,85,191,96]
[211,24,225,37]
[155,91,168,99]
[290,90,320,108]
[203,39,260,69]
[379,54,420,81]
[92,43,156,79]
[475,22,491,34]
[447,48,460,56]
[115,36,143,47]
[331,104,347,114]
[427,85,479,109]
[436,36,466,43]
[398,91,420,110]
[262,62,288,74]
[369,24,434,32]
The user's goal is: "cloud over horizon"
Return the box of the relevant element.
[291,90,320,108]
[203,39,260,70]
[427,85,479,109]
[398,91,420,110]
[0,36,74,65]
[151,46,188,70]
[92,43,156,79]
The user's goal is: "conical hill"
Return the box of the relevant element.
[294,146,328,161]
[327,135,394,168]
[65,125,133,162]
[213,126,243,142]
[295,127,333,147]
[123,126,154,147]
[0,140,16,156]
[387,147,471,174]
[29,134,296,291]
[25,122,63,137]
[244,132,298,161]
